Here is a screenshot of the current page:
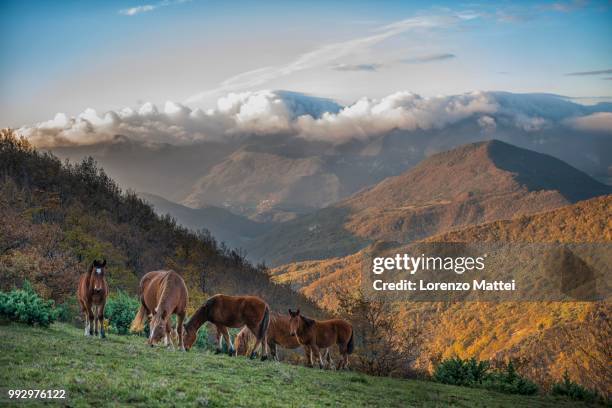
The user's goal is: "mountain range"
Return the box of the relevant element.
[245,140,611,266]
[45,91,611,223]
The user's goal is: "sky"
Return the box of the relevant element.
[1,0,611,128]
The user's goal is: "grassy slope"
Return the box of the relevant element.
[0,324,593,408]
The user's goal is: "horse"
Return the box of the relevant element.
[77,259,109,338]
[288,309,354,369]
[183,294,270,360]
[234,311,304,361]
[130,270,188,350]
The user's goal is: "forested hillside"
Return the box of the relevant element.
[0,129,320,316]
[271,196,612,396]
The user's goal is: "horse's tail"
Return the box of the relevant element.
[257,305,270,340]
[130,304,147,333]
[347,328,354,355]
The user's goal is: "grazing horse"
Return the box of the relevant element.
[234,312,304,361]
[77,259,109,338]
[183,294,270,360]
[130,270,188,350]
[288,309,354,369]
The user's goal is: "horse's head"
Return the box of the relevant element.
[288,309,301,336]
[91,259,107,293]
[182,324,197,351]
[148,311,166,346]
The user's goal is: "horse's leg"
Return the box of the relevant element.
[304,345,313,368]
[97,303,106,338]
[214,324,225,354]
[92,305,96,336]
[325,348,334,370]
[310,345,324,369]
[87,303,95,336]
[269,342,278,361]
[218,326,234,356]
[260,334,269,361]
[165,321,175,351]
[177,312,186,351]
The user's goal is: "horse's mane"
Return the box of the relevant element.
[300,315,316,327]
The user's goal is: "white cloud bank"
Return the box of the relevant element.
[17,90,612,147]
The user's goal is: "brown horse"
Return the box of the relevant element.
[234,312,302,361]
[77,259,109,338]
[288,309,354,369]
[183,294,270,360]
[130,270,188,350]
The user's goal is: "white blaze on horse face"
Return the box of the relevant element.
[95,268,102,275]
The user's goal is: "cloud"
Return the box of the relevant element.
[565,68,612,76]
[400,53,456,64]
[18,90,611,147]
[119,0,190,16]
[566,112,612,133]
[332,63,382,72]
[185,13,473,103]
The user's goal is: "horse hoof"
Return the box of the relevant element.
[260,355,268,362]
[249,354,257,360]
[214,349,222,354]
[228,348,235,356]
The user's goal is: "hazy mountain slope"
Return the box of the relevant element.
[248,140,611,266]
[182,150,342,222]
[139,192,273,250]
[270,195,612,395]
[52,136,238,202]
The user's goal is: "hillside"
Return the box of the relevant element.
[247,140,611,266]
[0,129,320,316]
[270,195,612,395]
[139,192,273,250]
[0,323,593,407]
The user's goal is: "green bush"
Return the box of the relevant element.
[433,357,489,386]
[433,358,538,396]
[195,324,210,349]
[0,281,57,327]
[551,371,598,402]
[482,362,538,396]
[104,291,140,335]
[56,296,80,323]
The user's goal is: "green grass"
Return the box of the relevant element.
[0,323,597,407]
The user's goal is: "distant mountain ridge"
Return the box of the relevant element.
[246,140,611,266]
[139,192,273,249]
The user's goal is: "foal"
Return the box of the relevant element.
[130,270,188,350]
[77,259,108,338]
[235,311,301,360]
[183,294,270,360]
[288,309,353,369]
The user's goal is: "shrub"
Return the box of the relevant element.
[434,358,538,396]
[195,324,210,349]
[0,281,57,327]
[551,371,598,402]
[55,295,80,323]
[433,357,489,386]
[104,291,140,335]
[482,362,538,396]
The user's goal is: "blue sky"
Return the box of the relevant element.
[1,0,611,127]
